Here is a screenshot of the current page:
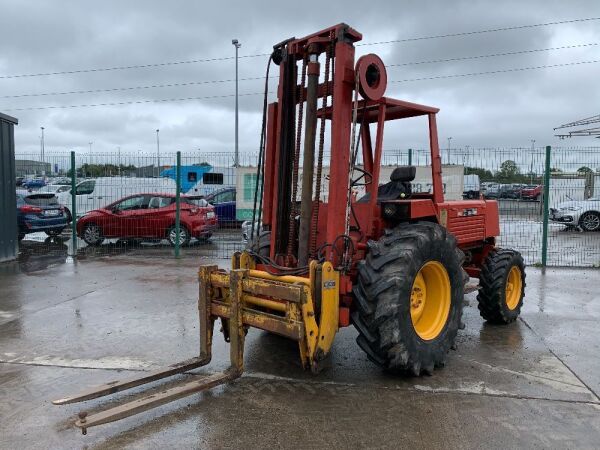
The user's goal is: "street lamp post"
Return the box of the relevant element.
[232,39,241,168]
[156,129,160,177]
[89,142,93,152]
[530,139,536,183]
[446,137,452,164]
[40,127,45,164]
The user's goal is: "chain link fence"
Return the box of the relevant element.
[12,147,600,267]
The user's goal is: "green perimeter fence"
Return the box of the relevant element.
[12,146,600,268]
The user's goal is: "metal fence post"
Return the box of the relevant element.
[70,151,77,256]
[175,151,181,258]
[541,145,551,267]
[408,148,412,166]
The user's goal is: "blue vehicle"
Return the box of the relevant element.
[202,187,237,226]
[160,165,234,195]
[16,192,67,240]
[22,177,46,190]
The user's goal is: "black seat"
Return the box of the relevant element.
[358,166,415,203]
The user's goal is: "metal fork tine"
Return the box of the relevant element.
[52,356,210,405]
[75,369,239,434]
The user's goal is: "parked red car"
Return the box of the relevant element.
[520,184,542,201]
[76,193,217,246]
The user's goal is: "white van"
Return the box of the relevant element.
[57,177,177,220]
[463,174,481,199]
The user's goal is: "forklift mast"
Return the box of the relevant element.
[260,23,446,268]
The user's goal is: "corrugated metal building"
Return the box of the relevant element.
[15,159,51,176]
[0,112,18,262]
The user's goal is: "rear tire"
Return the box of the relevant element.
[352,222,464,376]
[477,249,525,324]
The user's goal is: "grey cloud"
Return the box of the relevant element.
[2,0,599,157]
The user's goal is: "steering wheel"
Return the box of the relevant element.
[351,166,373,187]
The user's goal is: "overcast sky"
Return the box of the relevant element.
[1,0,599,161]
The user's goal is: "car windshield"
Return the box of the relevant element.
[184,197,209,207]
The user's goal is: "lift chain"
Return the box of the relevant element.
[287,56,307,259]
[310,34,334,258]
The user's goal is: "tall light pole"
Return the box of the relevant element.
[232,39,241,168]
[156,129,160,177]
[89,141,93,152]
[530,139,536,183]
[446,136,452,165]
[117,146,121,176]
[40,127,45,164]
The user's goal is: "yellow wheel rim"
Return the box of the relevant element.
[505,266,522,310]
[410,261,451,341]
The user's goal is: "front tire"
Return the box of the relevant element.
[352,222,464,376]
[477,249,525,324]
[167,225,190,247]
[82,223,104,246]
[579,211,600,232]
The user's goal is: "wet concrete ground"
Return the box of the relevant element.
[0,254,599,449]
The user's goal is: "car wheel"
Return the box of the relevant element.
[167,225,190,247]
[82,223,104,246]
[579,211,600,232]
[45,228,64,237]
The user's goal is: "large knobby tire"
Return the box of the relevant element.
[477,249,525,324]
[352,222,464,376]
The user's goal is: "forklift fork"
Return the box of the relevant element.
[54,256,340,434]
[52,266,246,435]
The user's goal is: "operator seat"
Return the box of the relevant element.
[358,166,416,203]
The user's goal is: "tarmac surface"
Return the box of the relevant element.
[0,253,599,449]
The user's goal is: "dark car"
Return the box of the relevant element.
[203,187,236,226]
[76,193,217,246]
[16,192,67,240]
[485,184,520,199]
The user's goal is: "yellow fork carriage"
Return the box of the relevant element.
[53,251,340,434]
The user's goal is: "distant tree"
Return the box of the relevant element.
[496,160,521,182]
[464,166,494,181]
[577,166,593,174]
[550,167,563,173]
